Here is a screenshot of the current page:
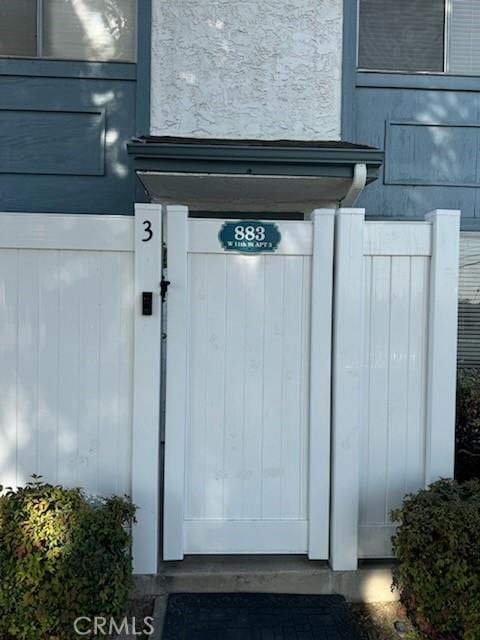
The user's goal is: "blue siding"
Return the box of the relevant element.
[0,69,137,214]
[0,107,106,175]
[353,81,480,228]
[0,1,150,216]
[342,2,480,230]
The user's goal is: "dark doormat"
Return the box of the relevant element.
[162,593,362,640]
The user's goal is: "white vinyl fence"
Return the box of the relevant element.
[0,213,134,496]
[356,215,460,559]
[0,207,460,573]
[359,222,438,557]
[321,210,458,568]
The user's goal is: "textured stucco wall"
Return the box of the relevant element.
[151,0,343,140]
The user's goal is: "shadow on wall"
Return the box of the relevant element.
[44,0,136,62]
[0,1,138,215]
[356,89,480,220]
[0,246,135,498]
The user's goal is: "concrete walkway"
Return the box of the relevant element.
[115,596,167,639]
[134,556,398,604]
[120,557,398,638]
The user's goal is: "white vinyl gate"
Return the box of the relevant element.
[163,207,335,560]
[161,206,460,567]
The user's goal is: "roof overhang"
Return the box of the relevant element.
[127,137,384,212]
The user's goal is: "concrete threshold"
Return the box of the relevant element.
[134,555,398,604]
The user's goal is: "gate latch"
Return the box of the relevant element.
[160,278,171,302]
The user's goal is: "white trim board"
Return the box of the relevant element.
[0,212,134,251]
[184,520,308,555]
[364,221,432,256]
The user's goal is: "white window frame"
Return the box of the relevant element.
[443,0,450,73]
[36,0,44,57]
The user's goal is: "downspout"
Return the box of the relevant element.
[341,163,367,207]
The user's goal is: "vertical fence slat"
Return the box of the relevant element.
[364,256,391,526]
[282,257,306,520]
[223,255,248,520]
[163,205,188,561]
[308,209,335,560]
[203,255,228,519]
[37,252,60,485]
[16,251,40,485]
[77,253,101,496]
[0,250,19,489]
[57,251,81,489]
[97,252,122,497]
[261,257,285,519]
[242,255,266,520]
[118,253,135,497]
[386,257,411,518]
[405,257,428,494]
[185,254,208,520]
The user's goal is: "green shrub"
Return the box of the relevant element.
[0,476,136,640]
[392,479,480,640]
[456,368,480,481]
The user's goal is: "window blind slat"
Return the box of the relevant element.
[0,0,37,57]
[358,0,445,72]
[458,235,480,367]
[449,0,480,75]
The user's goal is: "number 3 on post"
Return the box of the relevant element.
[142,220,153,242]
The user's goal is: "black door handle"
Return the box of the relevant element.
[160,278,171,302]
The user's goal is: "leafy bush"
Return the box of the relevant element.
[456,368,480,481]
[0,476,136,640]
[392,479,480,640]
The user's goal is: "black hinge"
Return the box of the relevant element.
[160,277,171,302]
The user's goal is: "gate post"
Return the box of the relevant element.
[308,209,335,560]
[163,205,189,560]
[132,203,163,574]
[330,207,365,571]
[424,210,461,483]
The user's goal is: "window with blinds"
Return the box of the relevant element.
[359,0,480,76]
[449,0,480,75]
[358,0,445,72]
[0,0,137,62]
[458,235,480,368]
[0,0,37,57]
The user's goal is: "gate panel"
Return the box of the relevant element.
[184,252,311,552]
[184,247,311,551]
[163,210,335,559]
